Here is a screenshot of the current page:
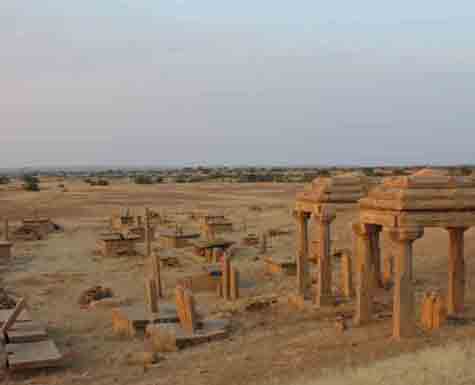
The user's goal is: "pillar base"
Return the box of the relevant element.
[288,294,316,310]
[314,294,335,308]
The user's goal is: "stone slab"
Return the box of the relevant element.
[6,340,63,371]
[175,319,230,348]
[0,309,32,325]
[6,321,48,343]
[112,303,178,336]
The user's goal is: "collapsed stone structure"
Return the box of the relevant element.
[159,227,200,249]
[13,216,62,241]
[199,215,233,241]
[421,290,447,331]
[110,208,154,242]
[357,169,475,339]
[97,233,140,257]
[192,239,235,263]
[111,208,136,230]
[294,173,369,305]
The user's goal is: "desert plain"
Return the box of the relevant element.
[1,177,475,385]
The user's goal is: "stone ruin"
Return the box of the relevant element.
[110,207,155,242]
[158,226,200,249]
[293,173,369,306]
[96,232,140,258]
[192,239,235,263]
[78,286,114,307]
[1,298,63,371]
[421,290,447,331]
[199,213,233,241]
[145,284,230,351]
[12,216,62,241]
[357,169,475,339]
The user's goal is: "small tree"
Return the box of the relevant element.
[362,167,376,177]
[96,179,110,186]
[0,176,10,185]
[23,175,40,191]
[459,166,473,176]
[134,175,154,185]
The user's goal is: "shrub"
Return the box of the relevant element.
[85,178,109,186]
[134,175,154,185]
[23,175,40,191]
[96,179,110,186]
[174,176,187,183]
[362,167,376,177]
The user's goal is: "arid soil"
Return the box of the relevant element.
[2,179,475,385]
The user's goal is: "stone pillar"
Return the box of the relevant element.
[146,278,159,313]
[382,229,393,287]
[145,208,152,257]
[315,207,336,307]
[353,223,373,325]
[152,252,163,298]
[368,225,383,288]
[230,266,240,300]
[175,286,197,334]
[183,289,197,333]
[295,211,310,297]
[446,227,467,315]
[341,250,353,298]
[390,226,423,340]
[4,219,9,242]
[222,254,231,300]
[260,232,268,255]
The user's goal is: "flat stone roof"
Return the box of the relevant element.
[360,169,475,212]
[296,172,369,206]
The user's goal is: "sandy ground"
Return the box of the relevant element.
[2,180,475,385]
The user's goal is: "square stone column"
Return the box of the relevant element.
[353,223,373,325]
[145,208,152,257]
[382,229,394,287]
[315,207,336,307]
[4,219,9,242]
[367,224,383,289]
[294,211,310,297]
[390,226,423,340]
[340,249,353,298]
[446,227,467,315]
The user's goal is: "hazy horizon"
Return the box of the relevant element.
[2,2,475,168]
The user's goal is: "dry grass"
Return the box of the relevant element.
[308,342,475,385]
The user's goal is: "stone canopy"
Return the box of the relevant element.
[356,169,475,340]
[296,173,369,213]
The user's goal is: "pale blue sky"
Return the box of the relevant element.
[1,1,475,167]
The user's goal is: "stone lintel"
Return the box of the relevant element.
[388,226,424,242]
[445,226,469,233]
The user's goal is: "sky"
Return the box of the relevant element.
[1,1,475,168]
